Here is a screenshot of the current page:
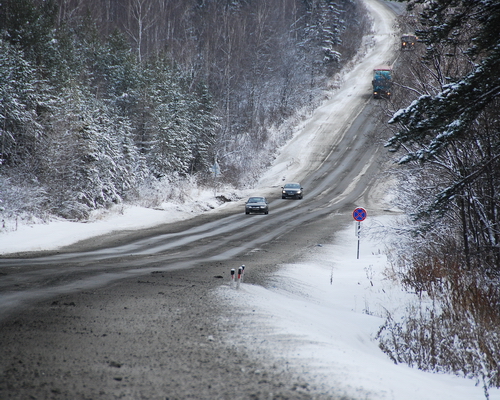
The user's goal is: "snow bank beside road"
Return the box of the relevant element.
[0,189,235,255]
[217,216,500,400]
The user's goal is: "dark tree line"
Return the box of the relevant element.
[387,0,500,274]
[0,0,369,221]
[378,0,500,393]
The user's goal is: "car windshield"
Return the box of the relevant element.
[284,183,300,188]
[248,197,264,203]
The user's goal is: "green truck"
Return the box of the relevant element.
[372,66,392,99]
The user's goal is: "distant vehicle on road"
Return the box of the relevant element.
[245,197,269,214]
[281,183,303,199]
[401,34,417,50]
[372,66,392,99]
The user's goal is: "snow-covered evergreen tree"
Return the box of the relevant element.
[303,0,345,69]
[0,38,44,167]
[138,60,216,180]
[379,1,500,392]
[387,0,500,270]
[41,85,142,219]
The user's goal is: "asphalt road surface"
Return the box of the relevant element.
[0,1,398,398]
[0,109,388,399]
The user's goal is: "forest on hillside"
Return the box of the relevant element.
[0,0,369,221]
[377,0,500,395]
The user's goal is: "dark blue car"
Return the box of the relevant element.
[281,183,303,199]
[245,197,269,214]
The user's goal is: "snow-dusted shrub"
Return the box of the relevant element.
[130,173,196,209]
[0,176,50,229]
[377,241,500,395]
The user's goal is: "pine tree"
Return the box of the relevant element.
[387,0,500,229]
[0,0,57,61]
[303,0,344,68]
[139,59,216,180]
[40,85,141,219]
[380,4,500,388]
[386,1,500,275]
[388,0,500,163]
[0,38,45,167]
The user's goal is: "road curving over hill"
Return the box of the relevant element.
[0,1,399,398]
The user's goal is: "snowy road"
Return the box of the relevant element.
[0,99,384,321]
[2,1,497,399]
[0,19,393,322]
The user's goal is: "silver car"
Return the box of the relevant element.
[245,197,269,214]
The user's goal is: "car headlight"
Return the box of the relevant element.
[260,205,266,208]
[297,190,302,194]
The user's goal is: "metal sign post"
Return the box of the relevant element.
[352,207,367,259]
[356,221,361,259]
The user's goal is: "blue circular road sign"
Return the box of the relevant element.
[353,207,367,222]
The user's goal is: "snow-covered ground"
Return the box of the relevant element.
[217,216,500,400]
[2,207,497,399]
[0,191,228,255]
[1,0,498,398]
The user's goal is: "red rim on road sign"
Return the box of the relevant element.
[353,207,367,222]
